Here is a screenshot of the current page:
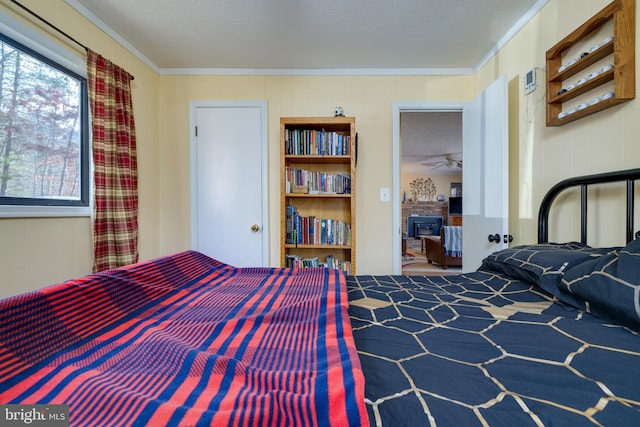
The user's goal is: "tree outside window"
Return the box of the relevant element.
[0,33,88,208]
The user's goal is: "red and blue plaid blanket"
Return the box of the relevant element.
[0,251,368,426]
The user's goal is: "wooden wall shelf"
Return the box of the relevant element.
[546,0,635,126]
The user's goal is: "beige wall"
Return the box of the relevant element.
[158,75,475,276]
[401,173,462,202]
[0,0,160,297]
[2,0,639,297]
[476,0,640,246]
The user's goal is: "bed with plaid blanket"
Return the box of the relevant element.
[0,250,368,426]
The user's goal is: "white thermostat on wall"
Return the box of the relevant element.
[525,68,536,94]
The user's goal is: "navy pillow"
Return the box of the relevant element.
[556,238,640,331]
[480,241,640,331]
[479,242,613,285]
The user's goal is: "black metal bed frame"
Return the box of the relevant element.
[538,168,640,244]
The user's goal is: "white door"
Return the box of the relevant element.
[190,101,268,267]
[462,75,509,271]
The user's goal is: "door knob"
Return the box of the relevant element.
[504,234,513,243]
[488,233,501,243]
[251,224,260,233]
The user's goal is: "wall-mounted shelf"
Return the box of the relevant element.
[546,0,635,126]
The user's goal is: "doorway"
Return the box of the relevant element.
[399,111,463,275]
[392,102,465,274]
[393,76,510,275]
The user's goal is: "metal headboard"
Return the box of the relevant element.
[538,168,640,244]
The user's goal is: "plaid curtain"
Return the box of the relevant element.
[86,49,138,272]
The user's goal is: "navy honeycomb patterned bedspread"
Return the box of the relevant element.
[348,241,640,426]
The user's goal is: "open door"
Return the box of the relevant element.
[462,75,509,271]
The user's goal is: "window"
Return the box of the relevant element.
[0,32,89,216]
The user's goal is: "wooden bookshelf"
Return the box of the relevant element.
[280,117,356,273]
[546,0,635,126]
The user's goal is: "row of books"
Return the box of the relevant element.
[285,205,351,246]
[285,167,351,194]
[284,129,351,156]
[284,254,352,274]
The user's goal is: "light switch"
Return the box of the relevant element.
[380,187,390,202]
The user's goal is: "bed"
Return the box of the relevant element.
[0,254,369,426]
[350,168,640,426]
[1,169,640,426]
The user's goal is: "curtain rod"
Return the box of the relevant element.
[9,0,134,80]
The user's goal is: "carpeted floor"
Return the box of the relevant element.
[402,245,462,276]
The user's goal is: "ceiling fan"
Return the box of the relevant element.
[422,153,462,170]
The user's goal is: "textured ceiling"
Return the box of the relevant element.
[401,112,462,175]
[62,0,546,173]
[66,0,545,72]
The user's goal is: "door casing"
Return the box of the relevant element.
[392,77,509,274]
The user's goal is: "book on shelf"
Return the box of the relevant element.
[284,254,320,268]
[285,254,352,274]
[284,129,350,156]
[285,167,351,195]
[285,205,351,246]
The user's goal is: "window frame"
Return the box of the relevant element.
[0,10,91,218]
